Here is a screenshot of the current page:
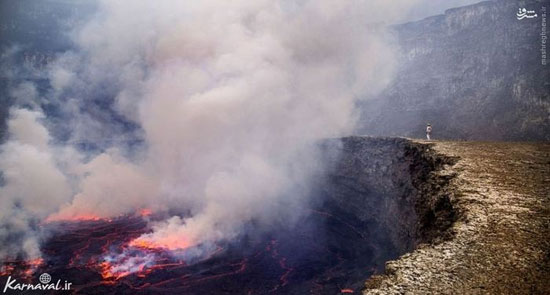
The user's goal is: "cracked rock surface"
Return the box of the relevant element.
[364,140,550,294]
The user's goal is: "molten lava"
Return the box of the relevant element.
[1,206,384,294]
[129,235,191,251]
[138,208,153,217]
[0,258,44,278]
[128,239,158,250]
[100,261,132,280]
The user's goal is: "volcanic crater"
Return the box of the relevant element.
[1,137,457,294]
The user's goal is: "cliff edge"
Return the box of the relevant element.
[364,140,550,294]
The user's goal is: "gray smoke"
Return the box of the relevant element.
[0,0,440,260]
[0,109,74,259]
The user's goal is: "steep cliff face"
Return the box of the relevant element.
[359,0,550,141]
[318,137,457,266]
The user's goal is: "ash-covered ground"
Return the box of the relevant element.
[365,140,550,294]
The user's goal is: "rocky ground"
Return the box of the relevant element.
[364,140,550,294]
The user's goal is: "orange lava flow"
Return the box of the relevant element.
[129,239,159,250]
[139,208,153,217]
[25,258,44,267]
[0,265,15,276]
[1,258,44,277]
[100,261,132,281]
[129,236,192,251]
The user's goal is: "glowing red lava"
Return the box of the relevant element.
[129,236,191,251]
[99,250,186,283]
[128,239,158,250]
[1,207,381,294]
[100,261,132,281]
[0,258,44,278]
[138,208,153,217]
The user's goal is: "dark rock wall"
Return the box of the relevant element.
[319,137,457,260]
[359,0,550,141]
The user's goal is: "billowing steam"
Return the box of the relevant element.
[0,109,74,259]
[1,0,423,261]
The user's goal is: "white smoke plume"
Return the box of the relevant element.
[0,0,425,260]
[0,109,74,260]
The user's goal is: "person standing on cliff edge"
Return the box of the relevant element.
[426,123,432,140]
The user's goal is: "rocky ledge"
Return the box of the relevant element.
[363,139,550,294]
